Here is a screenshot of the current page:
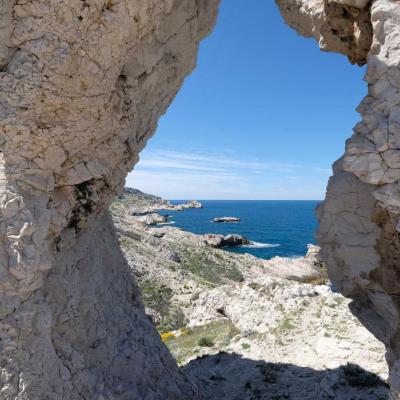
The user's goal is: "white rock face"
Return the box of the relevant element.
[276,0,400,398]
[186,278,387,379]
[0,1,219,398]
[335,0,371,7]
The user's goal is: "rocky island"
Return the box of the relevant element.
[213,217,241,223]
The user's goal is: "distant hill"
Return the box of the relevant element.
[118,187,168,208]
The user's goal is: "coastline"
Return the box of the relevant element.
[159,199,321,260]
[110,188,387,399]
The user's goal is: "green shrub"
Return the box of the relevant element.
[276,316,295,334]
[249,282,262,291]
[140,280,172,315]
[177,247,243,285]
[164,320,239,364]
[198,336,214,347]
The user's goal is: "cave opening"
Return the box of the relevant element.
[118,0,390,397]
[127,0,365,259]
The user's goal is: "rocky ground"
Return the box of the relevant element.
[111,188,389,400]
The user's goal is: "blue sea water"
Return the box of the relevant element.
[160,200,321,260]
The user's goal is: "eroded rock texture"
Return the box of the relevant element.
[276,0,400,398]
[0,1,219,398]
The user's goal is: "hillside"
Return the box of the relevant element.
[111,188,388,400]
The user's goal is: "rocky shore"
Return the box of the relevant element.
[121,189,203,217]
[110,188,388,400]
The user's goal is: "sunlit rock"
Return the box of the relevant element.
[276,0,400,398]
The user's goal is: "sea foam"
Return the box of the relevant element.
[241,242,280,249]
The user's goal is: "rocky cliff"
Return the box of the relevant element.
[276,0,400,398]
[0,1,219,399]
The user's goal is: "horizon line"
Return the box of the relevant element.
[167,199,324,201]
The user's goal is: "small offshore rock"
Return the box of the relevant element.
[213,217,240,223]
[222,234,250,247]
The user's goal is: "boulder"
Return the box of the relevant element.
[203,234,224,247]
[222,234,251,247]
[204,233,250,248]
[135,213,168,226]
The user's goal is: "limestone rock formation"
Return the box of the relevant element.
[0,1,219,399]
[2,0,400,398]
[276,0,400,398]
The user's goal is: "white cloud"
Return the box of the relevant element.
[126,169,249,200]
[136,149,300,174]
[137,158,227,172]
[126,148,330,199]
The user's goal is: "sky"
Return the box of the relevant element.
[126,0,366,200]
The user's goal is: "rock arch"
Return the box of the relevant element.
[0,0,399,399]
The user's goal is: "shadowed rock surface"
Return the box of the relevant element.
[184,353,388,400]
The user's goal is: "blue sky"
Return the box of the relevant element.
[126,0,366,200]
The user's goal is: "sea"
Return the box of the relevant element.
[159,200,321,260]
